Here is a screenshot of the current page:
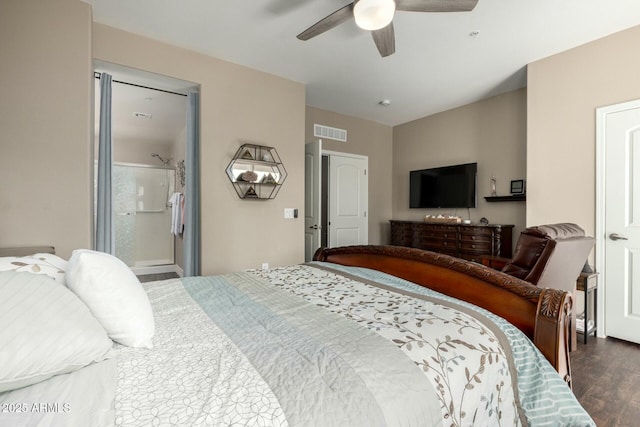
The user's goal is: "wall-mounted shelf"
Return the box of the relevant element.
[226,143,287,200]
[484,194,526,202]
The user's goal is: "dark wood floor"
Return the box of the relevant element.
[572,336,640,426]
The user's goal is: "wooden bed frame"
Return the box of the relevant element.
[313,245,573,387]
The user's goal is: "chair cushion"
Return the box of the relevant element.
[501,223,585,283]
[523,223,585,240]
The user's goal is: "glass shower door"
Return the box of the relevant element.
[113,165,137,266]
[113,164,175,268]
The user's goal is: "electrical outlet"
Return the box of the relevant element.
[261,262,269,270]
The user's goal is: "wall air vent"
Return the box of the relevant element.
[133,112,152,119]
[314,124,347,142]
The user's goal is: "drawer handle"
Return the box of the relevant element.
[471,236,476,240]
[471,244,476,249]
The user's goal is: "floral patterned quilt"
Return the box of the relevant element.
[113,263,594,427]
[251,264,523,427]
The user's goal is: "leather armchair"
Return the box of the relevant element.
[490,223,595,350]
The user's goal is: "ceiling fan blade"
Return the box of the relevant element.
[395,0,478,13]
[297,3,355,41]
[371,23,395,57]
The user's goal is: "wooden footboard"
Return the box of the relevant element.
[313,245,572,387]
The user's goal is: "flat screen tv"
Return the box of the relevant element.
[409,162,477,208]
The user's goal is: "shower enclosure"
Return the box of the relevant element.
[113,163,175,269]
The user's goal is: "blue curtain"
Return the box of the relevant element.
[96,73,114,254]
[183,92,200,276]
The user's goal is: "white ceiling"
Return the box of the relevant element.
[86,0,640,126]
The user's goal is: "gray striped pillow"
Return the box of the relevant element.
[0,271,113,392]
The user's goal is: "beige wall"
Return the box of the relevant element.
[9,0,635,269]
[392,89,527,239]
[305,107,393,244]
[112,138,173,166]
[1,0,305,274]
[0,0,93,258]
[527,24,640,238]
[93,24,306,275]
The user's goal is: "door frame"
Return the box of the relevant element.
[304,147,369,257]
[595,98,640,338]
[93,61,198,276]
[304,141,322,262]
[323,150,368,248]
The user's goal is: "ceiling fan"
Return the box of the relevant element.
[297,0,479,57]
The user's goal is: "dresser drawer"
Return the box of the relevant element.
[459,240,492,252]
[459,227,493,238]
[416,225,458,240]
[422,239,457,252]
[390,222,413,246]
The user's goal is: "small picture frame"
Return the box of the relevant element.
[510,179,525,194]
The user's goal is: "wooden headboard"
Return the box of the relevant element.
[313,245,573,387]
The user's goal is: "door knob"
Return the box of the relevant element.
[609,233,628,241]
[309,225,318,229]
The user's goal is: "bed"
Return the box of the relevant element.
[0,245,594,426]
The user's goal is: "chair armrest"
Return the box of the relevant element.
[481,255,510,270]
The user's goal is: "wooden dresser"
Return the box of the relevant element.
[389,220,514,263]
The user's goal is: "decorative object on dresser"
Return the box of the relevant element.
[423,214,461,224]
[389,220,513,263]
[226,143,287,200]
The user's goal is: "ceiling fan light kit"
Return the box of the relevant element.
[354,0,396,31]
[297,0,479,58]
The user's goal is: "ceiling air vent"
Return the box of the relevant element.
[133,112,152,119]
[314,124,347,142]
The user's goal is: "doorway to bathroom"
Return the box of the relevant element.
[94,61,196,275]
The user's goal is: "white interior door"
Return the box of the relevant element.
[304,141,322,261]
[328,154,368,247]
[601,100,640,343]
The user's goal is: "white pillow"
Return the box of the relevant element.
[66,249,155,348]
[0,271,113,392]
[0,253,68,284]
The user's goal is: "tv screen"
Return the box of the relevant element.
[409,163,477,208]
